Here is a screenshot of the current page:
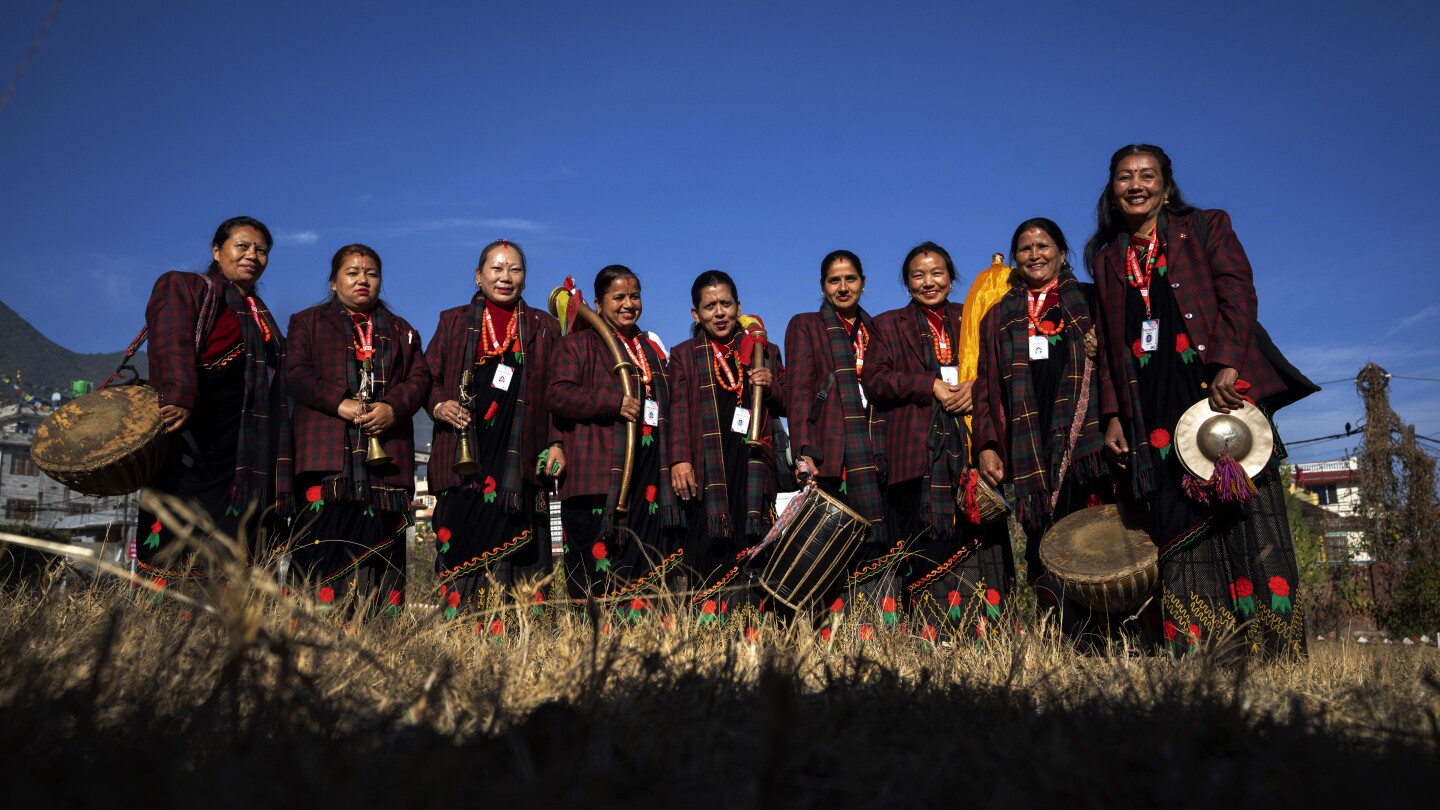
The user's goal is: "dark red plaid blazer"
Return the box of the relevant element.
[867,301,962,485]
[285,304,431,490]
[784,311,867,477]
[1094,209,1287,419]
[549,328,670,500]
[667,336,787,486]
[146,270,235,409]
[425,300,558,494]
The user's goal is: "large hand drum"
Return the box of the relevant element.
[1039,504,1158,613]
[32,385,168,496]
[758,486,871,611]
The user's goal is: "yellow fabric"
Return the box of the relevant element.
[958,254,1014,451]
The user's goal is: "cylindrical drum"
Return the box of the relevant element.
[758,486,870,611]
[1038,504,1158,613]
[32,384,168,497]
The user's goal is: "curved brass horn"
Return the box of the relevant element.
[549,286,638,514]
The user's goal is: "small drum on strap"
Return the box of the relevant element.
[32,384,168,497]
[756,486,871,611]
[1039,504,1158,613]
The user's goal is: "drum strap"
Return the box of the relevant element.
[104,274,220,389]
[1051,355,1094,511]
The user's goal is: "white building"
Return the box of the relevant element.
[1291,456,1368,563]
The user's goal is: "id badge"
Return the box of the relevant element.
[643,398,660,427]
[1140,319,1160,352]
[492,363,515,391]
[731,406,752,434]
[1029,335,1050,360]
[940,366,959,386]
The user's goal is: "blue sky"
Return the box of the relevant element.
[2,0,1438,464]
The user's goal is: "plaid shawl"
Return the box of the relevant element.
[458,291,531,513]
[911,301,966,535]
[222,280,293,517]
[692,337,770,538]
[820,302,887,544]
[319,303,409,513]
[992,272,1103,530]
[603,332,682,535]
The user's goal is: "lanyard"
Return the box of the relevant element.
[852,322,869,378]
[352,316,374,362]
[1126,228,1161,319]
[620,332,654,395]
[245,296,272,343]
[921,307,953,364]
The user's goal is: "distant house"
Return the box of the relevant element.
[0,403,139,550]
[1291,456,1368,563]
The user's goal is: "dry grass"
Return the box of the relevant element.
[2,510,1437,807]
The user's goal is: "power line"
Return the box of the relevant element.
[0,0,64,119]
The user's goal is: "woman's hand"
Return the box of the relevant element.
[619,394,641,422]
[537,444,566,478]
[1209,366,1244,413]
[671,461,698,500]
[338,398,365,422]
[1083,328,1098,361]
[357,402,396,435]
[978,448,1005,487]
[1104,416,1129,468]
[932,379,973,414]
[160,404,191,434]
[748,367,772,389]
[433,399,470,429]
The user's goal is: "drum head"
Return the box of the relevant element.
[33,385,164,473]
[1038,504,1156,583]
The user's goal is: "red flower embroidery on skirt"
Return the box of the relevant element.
[305,485,323,503]
[533,590,545,605]
[1269,576,1290,597]
[1175,333,1192,353]
[920,625,939,643]
[489,619,505,636]
[985,588,1001,606]
[150,518,162,534]
[701,599,717,615]
[745,626,760,643]
[446,590,461,608]
[829,597,845,613]
[629,597,646,612]
[483,475,498,503]
[820,627,833,642]
[1131,339,1145,359]
[1150,428,1171,450]
[318,586,335,604]
[947,590,962,607]
[881,596,898,613]
[1234,577,1254,598]
[858,625,875,641]
[387,589,403,606]
[152,576,168,590]
[483,401,498,422]
[593,541,608,560]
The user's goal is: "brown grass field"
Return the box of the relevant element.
[2,517,1438,807]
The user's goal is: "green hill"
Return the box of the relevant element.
[0,299,147,400]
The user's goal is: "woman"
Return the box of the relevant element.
[869,242,1014,640]
[669,270,786,628]
[784,250,902,632]
[972,221,1110,640]
[1085,144,1308,657]
[549,265,682,610]
[285,244,431,613]
[427,239,564,620]
[136,216,290,581]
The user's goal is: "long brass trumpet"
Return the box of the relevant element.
[744,324,767,449]
[453,368,479,476]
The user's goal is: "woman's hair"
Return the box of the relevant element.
[594,264,639,301]
[820,249,864,282]
[690,269,739,307]
[899,241,956,286]
[323,244,388,308]
[205,215,272,275]
[477,239,526,272]
[689,269,739,338]
[1083,144,1197,271]
[1008,218,1072,274]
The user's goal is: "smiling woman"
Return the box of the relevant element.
[134,216,291,579]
